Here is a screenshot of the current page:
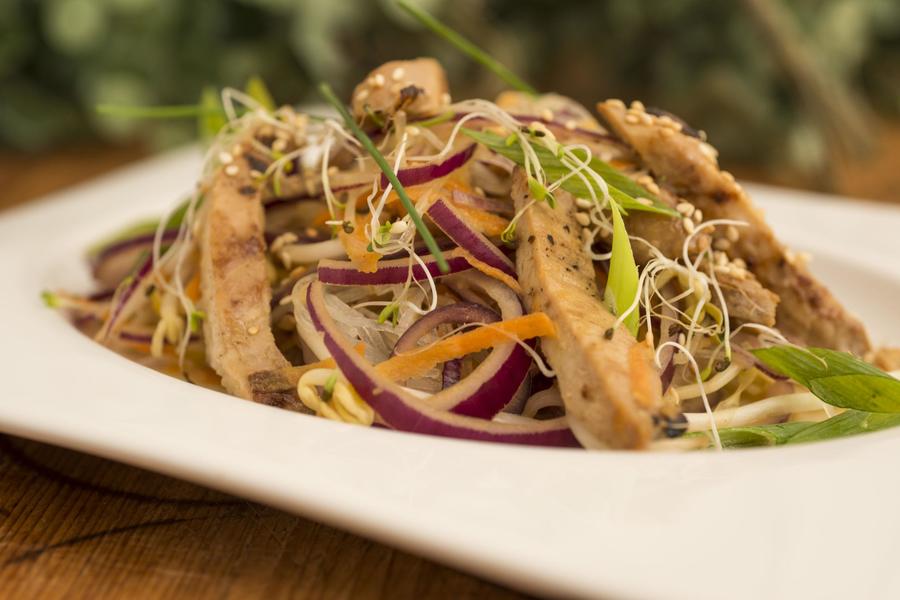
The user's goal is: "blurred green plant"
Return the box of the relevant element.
[1,0,898,175]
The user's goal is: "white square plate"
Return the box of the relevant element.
[3,147,900,600]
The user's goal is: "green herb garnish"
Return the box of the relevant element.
[244,76,276,112]
[605,204,639,336]
[322,372,338,401]
[377,303,400,326]
[188,310,206,334]
[199,86,228,139]
[752,346,900,413]
[395,0,537,95]
[688,422,813,448]
[462,128,676,216]
[318,82,449,273]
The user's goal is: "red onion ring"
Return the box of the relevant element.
[426,197,516,279]
[317,248,474,286]
[379,144,476,189]
[305,279,578,446]
[99,252,155,340]
[90,229,178,279]
[393,302,501,354]
[450,189,514,218]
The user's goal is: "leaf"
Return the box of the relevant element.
[786,410,900,444]
[605,204,639,336]
[198,86,227,139]
[752,346,900,413]
[462,128,677,216]
[688,422,813,448]
[245,75,276,112]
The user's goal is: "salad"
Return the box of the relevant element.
[45,2,900,450]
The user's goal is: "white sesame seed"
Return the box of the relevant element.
[355,88,369,102]
[722,170,736,183]
[231,144,244,156]
[677,332,686,345]
[732,258,747,270]
[540,108,554,122]
[630,100,645,112]
[682,217,695,234]
[713,238,731,251]
[441,92,452,105]
[676,202,695,216]
[389,220,408,235]
[636,197,654,207]
[637,174,654,186]
[784,248,796,264]
[250,169,263,179]
[715,251,728,267]
[248,325,259,335]
[726,225,740,242]
[581,228,594,242]
[373,73,385,87]
[391,67,405,81]
[327,166,338,176]
[218,151,234,164]
[646,181,660,195]
[640,113,653,125]
[798,251,813,264]
[474,186,486,196]
[625,114,639,125]
[224,164,239,176]
[661,128,675,137]
[575,197,594,209]
[407,126,420,137]
[575,212,591,226]
[693,209,703,223]
[564,120,577,131]
[608,99,626,110]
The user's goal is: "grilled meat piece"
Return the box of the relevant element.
[512,168,673,449]
[597,100,870,355]
[351,58,450,123]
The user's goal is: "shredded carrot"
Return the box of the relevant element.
[339,215,381,273]
[185,273,201,301]
[375,312,555,381]
[282,342,366,386]
[451,204,509,237]
[458,248,522,295]
[311,208,332,227]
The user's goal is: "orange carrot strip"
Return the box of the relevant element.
[185,273,201,301]
[339,215,381,273]
[451,204,509,237]
[375,312,554,381]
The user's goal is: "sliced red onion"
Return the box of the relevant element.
[317,248,473,286]
[90,229,178,286]
[306,280,578,447]
[393,302,501,354]
[379,144,476,189]
[442,360,461,389]
[659,345,677,392]
[426,198,516,279]
[90,229,178,273]
[392,302,501,405]
[98,253,155,340]
[450,189,514,218]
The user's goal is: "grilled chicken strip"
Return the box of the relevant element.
[496,92,776,325]
[199,147,295,404]
[351,58,450,123]
[597,100,870,355]
[512,168,672,449]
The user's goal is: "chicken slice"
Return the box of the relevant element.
[199,147,296,405]
[512,168,673,449]
[351,58,450,123]
[597,100,870,355]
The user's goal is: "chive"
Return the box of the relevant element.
[395,0,537,95]
[96,104,220,119]
[322,372,338,401]
[318,82,449,273]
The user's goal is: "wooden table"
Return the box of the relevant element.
[0,146,526,599]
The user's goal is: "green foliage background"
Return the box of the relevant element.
[1,0,898,173]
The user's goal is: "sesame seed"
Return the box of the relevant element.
[407,126,420,137]
[637,174,654,186]
[564,120,577,131]
[640,113,653,125]
[676,202,695,216]
[581,228,594,242]
[630,100,645,112]
[575,212,591,226]
[726,225,740,242]
[224,164,239,176]
[661,128,675,137]
[625,114,640,125]
[693,209,703,223]
[677,332,686,345]
[248,325,259,335]
[575,197,594,209]
[784,248,796,264]
[373,73,385,87]
[231,144,244,156]
[441,92,452,105]
[608,99,626,110]
[250,169,263,179]
[540,108,555,122]
[327,166,338,176]
[713,238,731,251]
[646,181,660,195]
[722,170,736,183]
[218,151,234,164]
[715,251,728,267]
[682,217,695,234]
[355,88,369,102]
[798,251,813,264]
[391,67,405,81]
[474,186,485,196]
